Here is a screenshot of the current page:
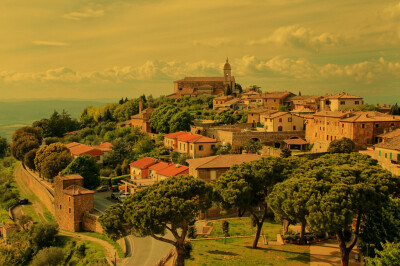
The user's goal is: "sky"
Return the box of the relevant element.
[1,0,400,103]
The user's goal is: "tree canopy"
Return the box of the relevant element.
[327,137,355,154]
[62,154,100,189]
[99,175,212,266]
[34,143,73,180]
[214,156,305,248]
[11,126,42,161]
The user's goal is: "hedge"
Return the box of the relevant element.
[100,175,130,186]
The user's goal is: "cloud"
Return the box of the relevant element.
[193,38,230,48]
[249,24,342,52]
[32,41,69,47]
[2,57,400,85]
[63,8,104,20]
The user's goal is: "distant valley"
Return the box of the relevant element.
[0,99,110,140]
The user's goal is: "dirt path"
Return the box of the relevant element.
[310,239,361,266]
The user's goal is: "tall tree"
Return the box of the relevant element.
[100,175,212,266]
[34,143,73,180]
[214,157,304,248]
[390,103,399,115]
[11,126,42,161]
[327,137,355,153]
[169,111,193,133]
[290,153,399,266]
[62,154,100,189]
[0,136,8,158]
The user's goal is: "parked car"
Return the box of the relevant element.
[96,185,108,192]
[18,199,29,205]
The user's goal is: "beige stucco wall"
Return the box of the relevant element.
[261,113,304,132]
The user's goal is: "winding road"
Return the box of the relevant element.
[94,191,175,266]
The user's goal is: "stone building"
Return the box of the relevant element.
[305,111,400,152]
[319,92,363,111]
[131,101,155,134]
[164,131,218,158]
[54,174,94,232]
[167,59,236,98]
[247,110,305,131]
[241,91,294,110]
[187,154,261,182]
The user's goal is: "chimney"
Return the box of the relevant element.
[139,101,143,113]
[176,164,180,168]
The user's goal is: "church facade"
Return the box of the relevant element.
[167,59,236,98]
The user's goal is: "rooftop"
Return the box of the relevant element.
[283,138,309,145]
[68,143,103,156]
[187,154,261,169]
[63,185,94,196]
[148,161,170,171]
[377,129,400,139]
[157,164,189,177]
[129,157,159,169]
[340,111,400,122]
[374,135,400,151]
[58,173,84,180]
[323,92,363,100]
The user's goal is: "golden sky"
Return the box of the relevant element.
[1,0,400,103]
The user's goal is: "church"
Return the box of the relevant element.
[167,59,236,98]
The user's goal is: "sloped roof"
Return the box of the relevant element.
[164,131,188,139]
[157,164,189,177]
[291,107,315,113]
[188,136,218,143]
[377,129,400,139]
[175,77,233,82]
[68,144,103,156]
[323,92,362,100]
[129,157,158,169]
[374,136,400,151]
[340,111,400,123]
[149,162,170,171]
[312,111,352,118]
[214,95,234,101]
[131,108,155,119]
[66,142,81,149]
[63,185,94,196]
[59,174,84,180]
[187,154,261,169]
[283,138,308,145]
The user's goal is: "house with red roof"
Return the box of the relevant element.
[164,131,218,159]
[156,164,189,180]
[129,157,159,179]
[148,161,170,179]
[67,143,104,164]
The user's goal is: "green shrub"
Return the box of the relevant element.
[100,177,111,186]
[31,246,64,266]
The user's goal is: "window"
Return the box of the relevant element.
[315,133,317,137]
[342,124,344,128]
[326,100,331,105]
[390,153,393,160]
[210,171,217,181]
[293,126,296,130]
[327,135,329,140]
[60,205,62,210]
[340,101,345,105]
[211,145,215,150]
[69,197,71,202]
[199,145,204,151]
[362,124,365,129]
[288,117,292,122]
[376,124,379,128]
[69,208,71,214]
[278,126,283,131]
[379,150,381,156]
[355,101,359,104]
[385,153,387,158]
[191,145,193,150]
[279,118,282,122]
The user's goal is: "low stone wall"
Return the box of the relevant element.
[19,165,55,215]
[82,211,103,233]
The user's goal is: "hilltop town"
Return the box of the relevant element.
[0,59,400,266]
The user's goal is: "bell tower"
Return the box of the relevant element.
[223,58,231,82]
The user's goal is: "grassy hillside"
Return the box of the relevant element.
[0,100,109,140]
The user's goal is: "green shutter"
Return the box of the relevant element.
[379,150,381,156]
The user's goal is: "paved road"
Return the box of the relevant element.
[123,233,174,266]
[93,191,174,265]
[310,239,361,266]
[94,191,114,213]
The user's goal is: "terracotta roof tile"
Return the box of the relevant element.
[164,131,188,139]
[149,162,170,171]
[129,157,159,169]
[63,185,94,196]
[374,136,400,151]
[283,138,309,145]
[157,164,189,177]
[187,154,261,169]
[377,129,400,139]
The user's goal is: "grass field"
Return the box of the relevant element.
[187,236,309,265]
[187,217,310,265]
[78,231,124,258]
[203,217,282,240]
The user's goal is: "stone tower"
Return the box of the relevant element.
[223,58,231,82]
[54,173,94,232]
